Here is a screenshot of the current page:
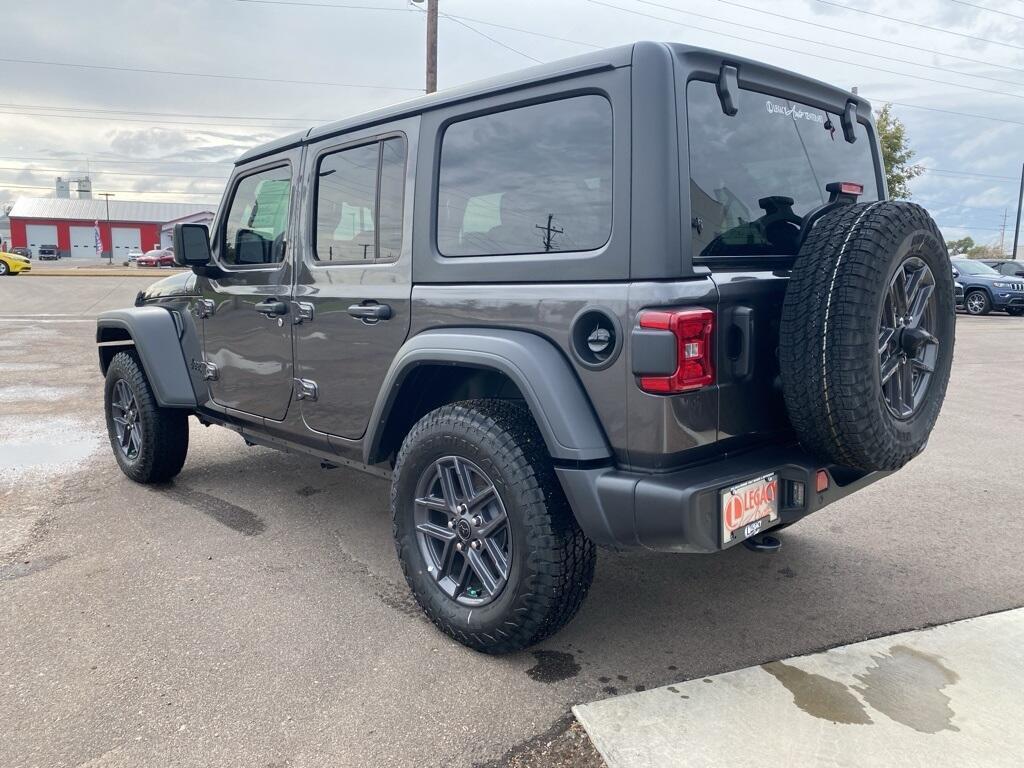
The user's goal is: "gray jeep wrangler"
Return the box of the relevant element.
[97,42,954,653]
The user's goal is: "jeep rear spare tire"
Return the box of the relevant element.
[779,202,955,472]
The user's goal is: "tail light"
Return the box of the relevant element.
[637,308,715,393]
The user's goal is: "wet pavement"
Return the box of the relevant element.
[1,277,1023,767]
[575,609,1024,766]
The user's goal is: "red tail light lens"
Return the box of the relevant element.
[638,308,715,393]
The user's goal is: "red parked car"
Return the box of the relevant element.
[137,249,175,268]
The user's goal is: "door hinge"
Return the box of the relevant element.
[294,378,319,401]
[201,362,219,381]
[293,301,315,324]
[194,299,215,319]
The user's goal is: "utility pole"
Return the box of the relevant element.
[412,0,438,93]
[535,214,563,252]
[1000,208,1008,255]
[100,192,114,264]
[1013,162,1023,260]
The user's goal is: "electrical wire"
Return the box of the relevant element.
[439,13,544,64]
[0,182,221,197]
[0,102,329,124]
[814,0,1024,52]
[948,0,1024,21]
[0,155,232,166]
[0,165,228,180]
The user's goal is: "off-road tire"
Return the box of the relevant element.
[964,289,991,316]
[104,350,189,483]
[780,202,955,471]
[392,400,596,654]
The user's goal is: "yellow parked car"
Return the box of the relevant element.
[0,251,32,276]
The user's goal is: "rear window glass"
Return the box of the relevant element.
[437,95,613,257]
[686,80,879,259]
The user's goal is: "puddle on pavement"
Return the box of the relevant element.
[0,416,99,482]
[853,645,960,734]
[526,650,580,683]
[762,661,873,725]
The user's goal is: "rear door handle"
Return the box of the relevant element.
[254,299,289,317]
[347,302,392,322]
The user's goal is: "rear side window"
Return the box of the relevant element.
[437,95,613,257]
[223,166,292,266]
[686,80,880,259]
[314,136,407,262]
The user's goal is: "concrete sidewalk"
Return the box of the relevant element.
[575,608,1024,768]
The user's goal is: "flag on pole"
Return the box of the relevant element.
[94,220,102,256]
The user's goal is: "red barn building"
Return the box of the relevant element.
[8,198,215,259]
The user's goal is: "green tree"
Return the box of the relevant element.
[876,104,924,199]
[945,236,975,255]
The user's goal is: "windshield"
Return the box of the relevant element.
[953,260,999,276]
[686,80,880,259]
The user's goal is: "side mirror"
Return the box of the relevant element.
[951,268,960,278]
[173,223,212,268]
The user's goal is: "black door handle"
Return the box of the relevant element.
[254,299,289,317]
[347,302,392,322]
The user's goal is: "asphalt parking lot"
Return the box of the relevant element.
[2,276,1023,767]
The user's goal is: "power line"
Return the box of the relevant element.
[0,102,328,124]
[0,56,422,92]
[0,154,232,166]
[633,0,1024,90]
[439,13,543,64]
[589,0,1024,103]
[714,0,1024,78]
[814,0,1024,52]
[922,167,1020,182]
[949,0,1024,21]
[0,108,307,132]
[0,165,228,180]
[871,100,1024,129]
[0,182,221,197]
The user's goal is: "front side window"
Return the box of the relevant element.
[314,136,407,262]
[222,165,292,266]
[687,80,880,259]
[437,95,613,257]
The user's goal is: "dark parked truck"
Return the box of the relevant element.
[96,43,955,653]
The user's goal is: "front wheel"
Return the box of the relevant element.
[391,400,596,654]
[964,290,991,316]
[0,262,9,276]
[104,351,189,483]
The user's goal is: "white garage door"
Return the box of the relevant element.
[111,227,142,257]
[25,224,59,258]
[69,226,97,258]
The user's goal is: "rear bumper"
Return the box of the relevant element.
[557,444,889,553]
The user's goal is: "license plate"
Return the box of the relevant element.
[721,473,779,545]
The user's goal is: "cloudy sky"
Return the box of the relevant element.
[1,0,1021,250]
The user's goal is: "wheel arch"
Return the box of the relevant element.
[364,329,612,466]
[96,308,197,409]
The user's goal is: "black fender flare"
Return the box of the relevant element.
[96,307,197,409]
[364,328,612,465]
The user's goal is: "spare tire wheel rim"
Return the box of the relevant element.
[878,256,939,420]
[413,456,511,607]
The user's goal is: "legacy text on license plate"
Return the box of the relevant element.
[721,473,779,545]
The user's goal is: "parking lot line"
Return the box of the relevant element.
[574,608,1024,768]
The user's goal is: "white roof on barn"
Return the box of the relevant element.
[9,197,216,224]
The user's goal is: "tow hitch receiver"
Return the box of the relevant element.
[743,533,782,553]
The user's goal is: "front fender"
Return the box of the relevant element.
[96,307,197,409]
[364,328,612,465]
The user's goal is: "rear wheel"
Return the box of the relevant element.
[964,290,990,316]
[392,400,596,654]
[104,351,189,483]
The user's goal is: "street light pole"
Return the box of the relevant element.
[1013,162,1023,260]
[100,192,114,264]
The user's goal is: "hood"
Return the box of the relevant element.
[5,253,30,264]
[136,271,198,304]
